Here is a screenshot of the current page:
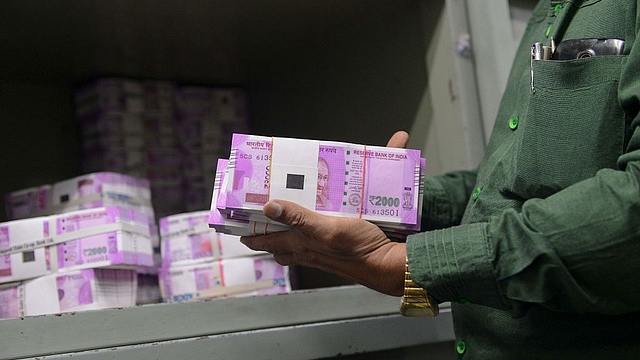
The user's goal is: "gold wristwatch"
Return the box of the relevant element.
[400,256,439,317]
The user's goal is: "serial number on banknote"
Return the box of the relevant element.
[368,196,401,208]
[371,209,400,217]
[238,154,271,161]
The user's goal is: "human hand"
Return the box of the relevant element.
[240,200,406,296]
[239,131,412,296]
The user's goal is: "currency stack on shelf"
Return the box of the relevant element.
[0,206,155,318]
[209,134,426,240]
[4,172,159,247]
[73,78,252,219]
[3,172,163,314]
[157,211,291,303]
[74,78,185,220]
[176,87,250,212]
[0,268,138,318]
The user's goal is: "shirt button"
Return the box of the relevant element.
[472,187,482,202]
[508,116,519,130]
[456,340,467,355]
[554,4,563,16]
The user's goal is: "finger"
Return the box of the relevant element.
[386,131,409,148]
[263,199,323,230]
[240,232,294,254]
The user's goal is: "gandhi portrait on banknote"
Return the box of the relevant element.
[316,156,332,210]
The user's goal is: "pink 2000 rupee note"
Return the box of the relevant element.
[224,134,420,225]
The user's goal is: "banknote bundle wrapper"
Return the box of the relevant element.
[0,268,138,319]
[209,134,425,239]
[0,206,154,284]
[159,254,290,303]
[158,211,287,302]
[4,172,159,247]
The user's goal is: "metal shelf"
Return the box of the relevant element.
[2,285,454,359]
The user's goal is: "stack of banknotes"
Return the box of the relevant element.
[2,172,164,317]
[4,172,159,247]
[158,211,290,303]
[0,268,138,318]
[0,206,154,284]
[0,205,156,319]
[209,134,425,239]
[74,78,186,220]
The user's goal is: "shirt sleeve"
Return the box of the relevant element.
[421,170,477,231]
[408,29,640,318]
[409,145,640,316]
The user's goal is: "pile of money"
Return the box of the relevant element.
[159,255,290,303]
[158,211,290,303]
[75,78,185,220]
[5,172,163,308]
[0,268,138,319]
[176,87,250,212]
[4,172,158,247]
[209,134,425,239]
[0,205,157,319]
[0,206,155,284]
[72,78,253,217]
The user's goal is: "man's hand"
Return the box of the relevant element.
[241,200,406,296]
[240,131,412,297]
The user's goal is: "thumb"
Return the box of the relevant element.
[386,131,409,149]
[263,199,320,229]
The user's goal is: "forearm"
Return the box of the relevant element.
[408,156,640,316]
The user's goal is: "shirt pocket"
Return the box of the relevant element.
[513,55,627,199]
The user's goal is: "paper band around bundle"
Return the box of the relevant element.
[0,222,150,257]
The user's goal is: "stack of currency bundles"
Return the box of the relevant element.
[2,185,51,220]
[0,205,154,318]
[74,78,185,220]
[0,268,138,318]
[158,211,290,303]
[159,255,290,303]
[159,211,264,268]
[4,172,162,308]
[209,134,425,239]
[4,172,159,247]
[176,87,250,212]
[0,206,154,284]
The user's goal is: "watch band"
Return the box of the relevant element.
[400,256,439,317]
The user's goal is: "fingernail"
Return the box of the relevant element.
[264,201,283,219]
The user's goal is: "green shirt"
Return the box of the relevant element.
[407,0,640,358]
